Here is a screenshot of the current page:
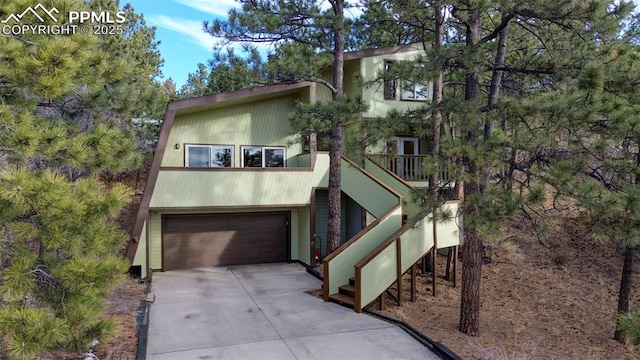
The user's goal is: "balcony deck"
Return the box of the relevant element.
[369,154,451,183]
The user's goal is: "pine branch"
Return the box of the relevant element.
[0,34,38,46]
[30,265,64,290]
[479,11,514,44]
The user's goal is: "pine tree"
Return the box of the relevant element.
[447,0,632,336]
[207,0,361,254]
[0,0,167,356]
[539,17,640,341]
[179,45,265,98]
[352,0,634,336]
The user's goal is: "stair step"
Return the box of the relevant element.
[349,277,356,286]
[328,292,355,308]
[339,284,356,298]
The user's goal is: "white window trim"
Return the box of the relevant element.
[384,60,429,102]
[241,146,287,168]
[185,144,234,168]
[401,81,429,101]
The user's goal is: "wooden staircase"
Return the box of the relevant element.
[328,277,356,308]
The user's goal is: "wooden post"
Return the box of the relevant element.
[453,245,459,288]
[411,263,417,302]
[379,293,385,310]
[432,216,438,297]
[355,268,362,313]
[396,238,402,305]
[446,247,452,281]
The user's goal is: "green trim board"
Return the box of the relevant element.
[150,154,330,208]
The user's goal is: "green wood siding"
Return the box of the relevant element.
[359,244,397,306]
[358,213,433,307]
[436,202,460,249]
[295,153,312,167]
[290,209,299,261]
[162,95,302,167]
[400,217,434,267]
[363,157,421,217]
[296,207,310,264]
[150,155,330,208]
[366,211,375,225]
[149,212,162,270]
[360,51,431,119]
[341,161,399,218]
[132,221,147,277]
[344,59,360,97]
[150,155,397,215]
[316,71,333,102]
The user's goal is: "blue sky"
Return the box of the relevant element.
[127,0,242,88]
[126,1,362,88]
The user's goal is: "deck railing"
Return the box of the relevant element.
[371,155,449,183]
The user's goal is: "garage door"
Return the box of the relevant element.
[163,212,289,270]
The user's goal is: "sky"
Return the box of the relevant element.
[126,1,363,88]
[127,0,243,88]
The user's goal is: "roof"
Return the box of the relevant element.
[344,43,428,61]
[168,81,315,115]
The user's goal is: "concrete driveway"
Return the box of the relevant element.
[146,263,440,360]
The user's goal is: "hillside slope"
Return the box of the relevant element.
[374,214,640,359]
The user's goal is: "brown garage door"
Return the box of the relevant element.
[163,212,289,270]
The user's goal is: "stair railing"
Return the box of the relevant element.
[322,204,403,301]
[353,201,459,312]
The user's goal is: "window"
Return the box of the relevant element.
[401,81,429,101]
[401,61,428,100]
[384,60,429,101]
[242,146,286,167]
[185,145,234,167]
[384,60,397,100]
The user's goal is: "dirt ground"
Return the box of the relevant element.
[47,165,640,359]
[92,279,146,360]
[370,215,640,359]
[92,206,639,360]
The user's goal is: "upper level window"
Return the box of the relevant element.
[384,60,429,101]
[242,146,286,167]
[185,145,234,167]
[384,60,397,100]
[402,61,428,101]
[401,81,429,101]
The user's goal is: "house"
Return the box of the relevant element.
[126,43,461,312]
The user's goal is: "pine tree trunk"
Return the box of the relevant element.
[459,180,482,336]
[614,244,636,342]
[428,4,444,200]
[459,7,482,337]
[326,0,345,254]
[327,123,343,253]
